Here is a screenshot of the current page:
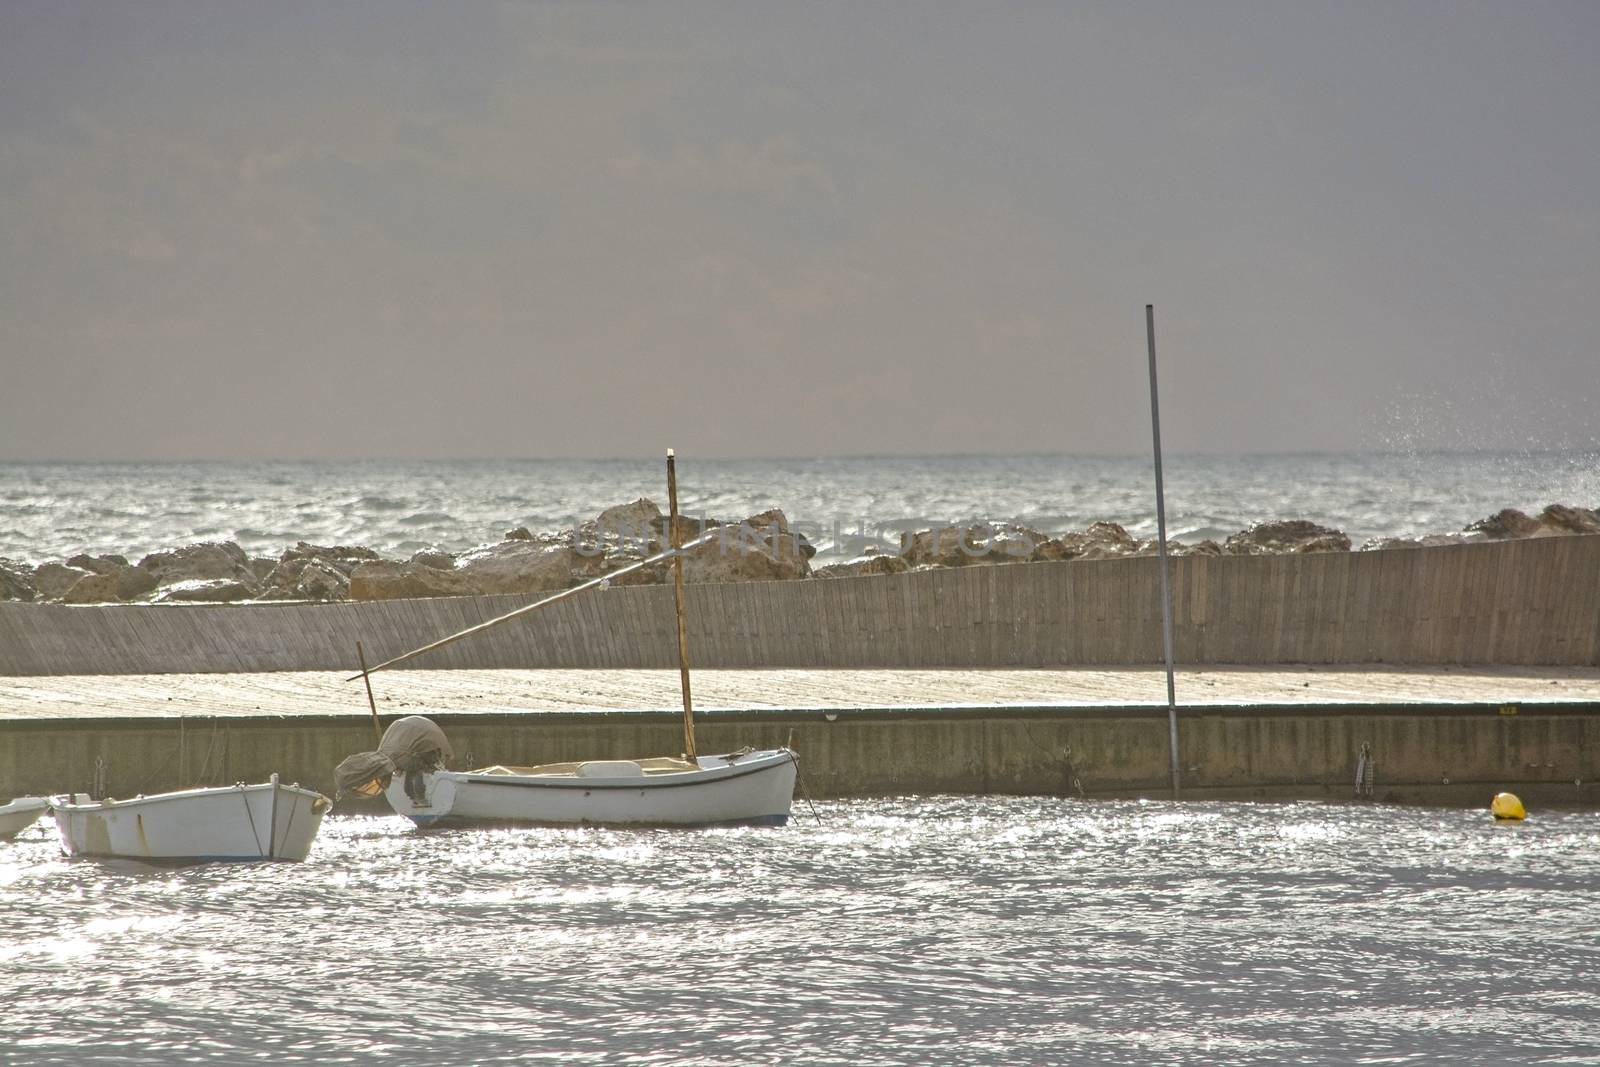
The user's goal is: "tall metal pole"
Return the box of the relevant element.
[1146,304,1179,798]
[666,449,699,763]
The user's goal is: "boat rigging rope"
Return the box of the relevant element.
[192,719,225,786]
[279,791,299,855]
[239,785,266,857]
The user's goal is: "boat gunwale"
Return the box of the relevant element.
[451,750,796,792]
[51,780,328,812]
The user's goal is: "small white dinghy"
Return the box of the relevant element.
[52,774,331,863]
[0,797,49,840]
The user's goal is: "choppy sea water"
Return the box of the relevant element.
[2,797,1597,1065]
[1,451,1597,565]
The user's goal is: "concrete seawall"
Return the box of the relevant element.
[6,700,1597,809]
[3,535,1599,675]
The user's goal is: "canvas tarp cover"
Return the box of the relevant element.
[334,715,453,796]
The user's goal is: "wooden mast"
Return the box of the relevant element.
[666,449,699,763]
[356,640,383,745]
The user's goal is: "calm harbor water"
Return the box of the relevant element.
[2,797,1597,1065]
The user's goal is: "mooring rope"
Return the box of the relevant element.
[792,751,822,824]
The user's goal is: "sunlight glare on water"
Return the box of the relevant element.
[3,451,1596,564]
[2,797,1598,1065]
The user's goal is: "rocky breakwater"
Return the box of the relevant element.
[812,504,1600,578]
[336,499,816,601]
[1,501,1595,605]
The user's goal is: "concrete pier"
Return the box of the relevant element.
[4,666,1597,808]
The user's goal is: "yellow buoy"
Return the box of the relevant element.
[1491,792,1526,821]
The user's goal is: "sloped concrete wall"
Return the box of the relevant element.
[1,535,1597,675]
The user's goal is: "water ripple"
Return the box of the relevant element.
[1,798,1598,1065]
[1,452,1596,564]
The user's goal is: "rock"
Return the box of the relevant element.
[1533,504,1600,536]
[262,542,383,596]
[32,563,94,600]
[1224,520,1350,555]
[1178,539,1223,557]
[575,499,667,563]
[66,553,130,575]
[650,513,724,548]
[1034,538,1080,562]
[815,554,912,579]
[1085,521,1137,549]
[113,565,159,600]
[504,526,533,541]
[679,510,814,583]
[1075,542,1134,561]
[1297,534,1352,553]
[1466,508,1539,540]
[348,561,478,601]
[154,578,259,603]
[592,545,669,586]
[1036,522,1138,562]
[1362,537,1420,551]
[0,559,37,601]
[904,522,1046,567]
[1030,537,1081,563]
[62,572,125,604]
[454,537,585,595]
[902,526,960,567]
[294,559,350,601]
[1361,532,1486,552]
[595,498,662,537]
[1436,531,1489,547]
[409,548,455,570]
[261,559,308,593]
[137,541,257,590]
[247,557,278,582]
[282,541,381,565]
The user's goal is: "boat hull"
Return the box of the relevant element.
[385,749,798,829]
[53,779,331,862]
[0,797,48,840]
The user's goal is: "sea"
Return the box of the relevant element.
[5,452,1600,1064]
[1,450,1597,565]
[2,798,1598,1065]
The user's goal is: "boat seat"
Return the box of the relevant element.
[577,761,644,778]
[470,756,701,777]
[472,763,580,776]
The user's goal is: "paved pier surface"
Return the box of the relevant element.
[3,664,1598,721]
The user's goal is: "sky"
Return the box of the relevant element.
[0,1,1595,461]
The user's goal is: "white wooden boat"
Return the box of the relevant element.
[0,796,48,839]
[338,452,801,831]
[384,744,797,828]
[52,775,331,862]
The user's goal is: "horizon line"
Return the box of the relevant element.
[2,445,1597,465]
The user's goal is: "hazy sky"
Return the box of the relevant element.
[1,1,1595,460]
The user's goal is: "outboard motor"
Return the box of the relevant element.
[334,715,453,799]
